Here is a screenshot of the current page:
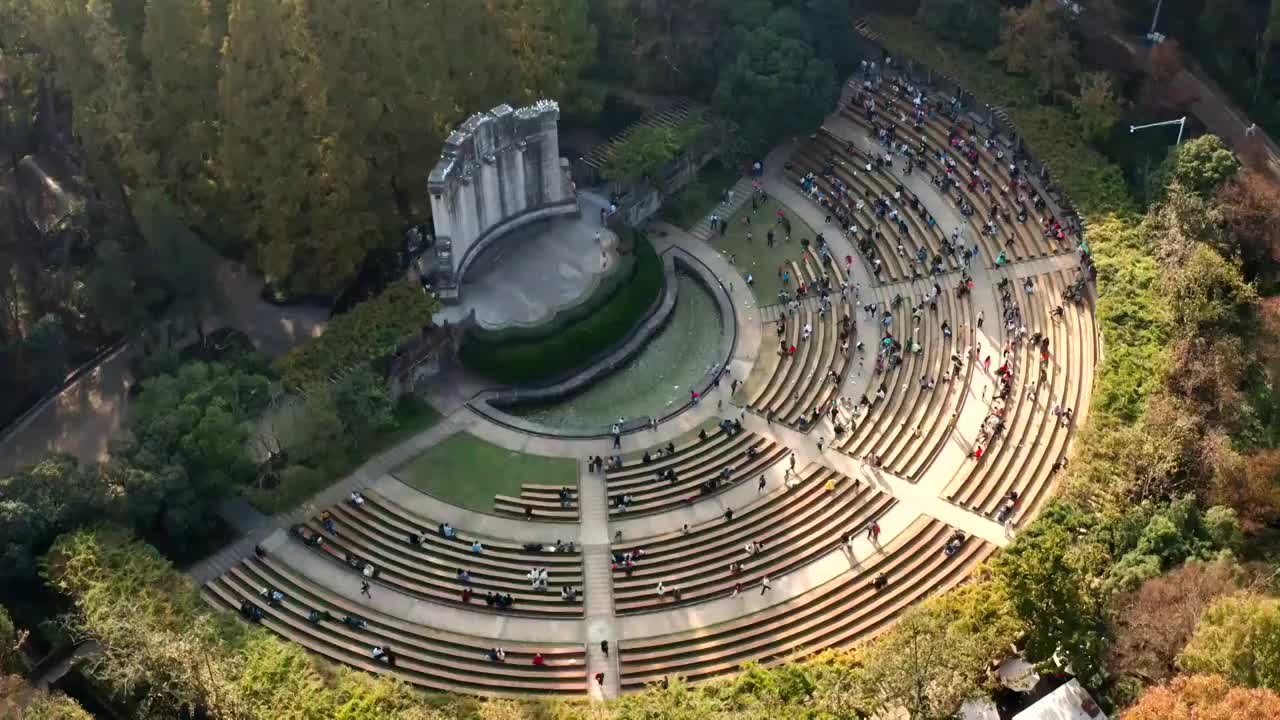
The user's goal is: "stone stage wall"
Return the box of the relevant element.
[428,100,576,301]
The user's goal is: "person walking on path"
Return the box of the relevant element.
[816,436,825,452]
[977,310,984,329]
[360,581,372,599]
[760,576,772,595]
[758,475,767,493]
[601,640,609,656]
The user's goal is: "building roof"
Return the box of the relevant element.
[1013,680,1107,720]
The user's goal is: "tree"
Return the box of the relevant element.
[602,119,707,185]
[483,0,597,112]
[274,280,439,389]
[917,0,1001,52]
[1123,674,1280,720]
[992,0,1079,98]
[990,502,1108,687]
[21,0,154,186]
[712,24,837,151]
[0,455,115,583]
[131,188,223,348]
[140,0,219,217]
[1161,244,1257,341]
[1161,135,1241,198]
[853,580,1017,719]
[1107,560,1243,684]
[1072,72,1124,142]
[1219,170,1280,280]
[1179,592,1280,690]
[0,606,18,673]
[41,528,445,720]
[0,674,93,720]
[1149,38,1184,89]
[331,367,394,446]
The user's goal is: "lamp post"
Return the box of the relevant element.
[1130,116,1186,146]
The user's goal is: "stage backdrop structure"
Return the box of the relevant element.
[427,100,577,302]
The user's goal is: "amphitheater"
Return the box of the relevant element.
[199,71,1099,699]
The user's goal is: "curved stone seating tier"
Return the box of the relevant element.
[943,270,1095,525]
[618,516,995,689]
[840,85,1069,264]
[839,283,972,479]
[299,491,584,617]
[787,133,957,284]
[495,483,580,521]
[611,465,895,613]
[606,432,790,517]
[809,127,958,272]
[745,247,853,430]
[204,555,586,696]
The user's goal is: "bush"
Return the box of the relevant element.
[275,281,440,390]
[460,236,665,385]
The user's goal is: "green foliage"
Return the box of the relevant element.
[275,281,439,390]
[1101,497,1241,594]
[1083,215,1167,424]
[712,20,838,152]
[1161,245,1258,340]
[660,161,741,230]
[41,527,446,720]
[991,0,1079,98]
[331,367,396,447]
[990,502,1108,687]
[6,681,95,720]
[1180,592,1280,690]
[853,581,1016,719]
[0,606,17,674]
[916,0,1000,52]
[1072,72,1124,143]
[1160,135,1242,198]
[0,455,115,585]
[603,119,708,185]
[460,237,664,385]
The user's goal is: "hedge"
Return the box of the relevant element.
[459,236,665,385]
[274,280,441,390]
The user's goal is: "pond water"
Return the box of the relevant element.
[508,272,727,433]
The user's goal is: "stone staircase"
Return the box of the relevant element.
[688,175,754,242]
[582,543,620,698]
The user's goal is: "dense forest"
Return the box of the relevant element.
[3,0,1280,718]
[0,0,854,428]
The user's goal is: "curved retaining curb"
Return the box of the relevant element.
[467,246,737,439]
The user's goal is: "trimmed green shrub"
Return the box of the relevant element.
[460,237,664,385]
[274,281,441,390]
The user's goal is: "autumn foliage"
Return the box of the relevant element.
[1122,674,1280,720]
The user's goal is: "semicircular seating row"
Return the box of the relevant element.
[842,74,1075,267]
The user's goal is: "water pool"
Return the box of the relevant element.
[508,272,726,433]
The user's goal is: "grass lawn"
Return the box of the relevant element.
[661,161,741,230]
[709,193,820,307]
[393,432,578,513]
